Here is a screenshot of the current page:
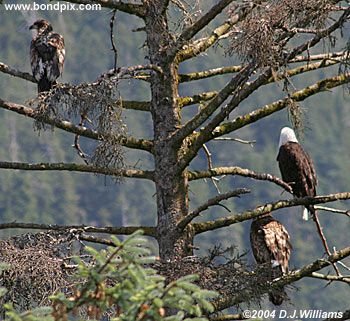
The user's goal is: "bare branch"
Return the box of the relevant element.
[179,52,346,83]
[174,63,255,145]
[102,64,163,79]
[287,6,350,61]
[57,0,146,17]
[177,188,251,231]
[110,9,118,72]
[208,72,350,141]
[179,65,243,83]
[178,91,217,108]
[188,166,292,193]
[213,137,256,145]
[194,192,350,235]
[212,245,350,311]
[0,62,36,83]
[177,6,350,170]
[0,222,157,237]
[175,0,235,47]
[0,161,154,180]
[176,3,254,62]
[123,100,151,111]
[291,52,347,63]
[0,98,153,152]
[309,272,350,284]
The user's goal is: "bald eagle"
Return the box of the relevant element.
[277,127,317,220]
[250,213,291,305]
[29,19,65,93]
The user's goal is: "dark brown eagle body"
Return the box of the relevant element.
[277,127,317,220]
[250,213,291,305]
[29,19,65,92]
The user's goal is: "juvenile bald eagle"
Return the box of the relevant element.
[250,213,291,305]
[29,19,65,92]
[277,127,317,220]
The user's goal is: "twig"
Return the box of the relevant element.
[73,115,90,164]
[202,143,221,193]
[312,212,341,276]
[213,137,256,146]
[110,9,118,72]
[333,247,350,272]
[315,205,350,217]
[178,188,250,231]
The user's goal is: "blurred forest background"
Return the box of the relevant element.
[0,0,349,315]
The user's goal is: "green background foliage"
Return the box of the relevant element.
[0,0,349,314]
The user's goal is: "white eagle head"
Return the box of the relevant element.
[278,127,298,148]
[29,19,52,36]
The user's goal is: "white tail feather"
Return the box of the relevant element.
[302,207,310,221]
[271,260,280,268]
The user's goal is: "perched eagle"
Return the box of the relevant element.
[29,19,65,93]
[250,213,292,305]
[277,127,317,220]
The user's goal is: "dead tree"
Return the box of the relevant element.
[1,0,350,316]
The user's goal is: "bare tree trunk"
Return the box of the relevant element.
[144,0,193,260]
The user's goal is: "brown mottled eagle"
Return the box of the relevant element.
[250,213,291,305]
[29,19,65,92]
[277,127,317,220]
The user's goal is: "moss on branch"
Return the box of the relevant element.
[210,72,350,139]
[0,161,154,180]
[0,98,153,152]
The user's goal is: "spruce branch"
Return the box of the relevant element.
[0,161,154,180]
[194,192,350,235]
